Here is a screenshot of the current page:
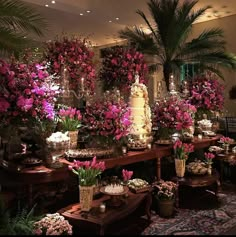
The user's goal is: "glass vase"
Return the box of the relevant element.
[175,159,186,178]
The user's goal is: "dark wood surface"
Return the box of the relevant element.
[173,170,220,208]
[58,190,152,235]
[0,135,222,206]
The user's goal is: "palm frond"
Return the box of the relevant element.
[0,0,47,36]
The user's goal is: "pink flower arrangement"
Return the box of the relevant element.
[152,97,196,131]
[82,93,131,141]
[153,180,177,201]
[45,36,96,94]
[173,140,194,160]
[219,136,234,145]
[68,156,106,186]
[58,107,82,131]
[33,213,72,235]
[204,152,215,165]
[99,46,148,94]
[122,169,133,182]
[189,73,224,117]
[0,59,59,126]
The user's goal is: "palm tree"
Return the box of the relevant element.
[119,0,236,91]
[0,0,47,57]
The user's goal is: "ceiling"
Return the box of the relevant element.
[22,0,236,47]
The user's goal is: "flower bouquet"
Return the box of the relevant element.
[189,72,224,120]
[68,156,105,186]
[204,152,215,166]
[33,213,73,235]
[99,46,149,95]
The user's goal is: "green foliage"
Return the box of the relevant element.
[0,198,41,235]
[0,0,47,57]
[119,0,236,91]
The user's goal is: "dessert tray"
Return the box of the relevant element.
[65,148,114,159]
[155,139,172,145]
[208,146,224,154]
[21,157,42,166]
[186,161,208,175]
[127,178,150,193]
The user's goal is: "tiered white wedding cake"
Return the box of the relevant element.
[128,74,152,149]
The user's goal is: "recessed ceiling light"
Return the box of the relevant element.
[109,20,112,23]
[115,17,119,20]
[45,4,49,7]
[51,0,56,4]
[86,10,91,13]
[80,13,84,16]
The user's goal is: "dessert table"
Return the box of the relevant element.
[0,134,222,206]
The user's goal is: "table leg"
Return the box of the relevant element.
[28,184,33,207]
[156,157,161,181]
[145,192,152,221]
[175,180,179,208]
[100,226,105,235]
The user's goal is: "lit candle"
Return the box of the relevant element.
[122,146,127,155]
[81,77,84,92]
[198,134,203,140]
[147,143,152,150]
[100,203,106,213]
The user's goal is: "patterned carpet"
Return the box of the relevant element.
[142,191,236,235]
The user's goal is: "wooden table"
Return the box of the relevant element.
[98,134,222,181]
[58,190,152,235]
[0,160,71,206]
[0,135,221,206]
[172,169,220,208]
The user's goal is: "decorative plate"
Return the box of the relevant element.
[21,157,42,166]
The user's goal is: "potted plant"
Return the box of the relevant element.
[152,180,177,218]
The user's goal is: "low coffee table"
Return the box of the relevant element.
[172,170,220,208]
[58,190,152,235]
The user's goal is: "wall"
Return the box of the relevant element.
[191,15,236,116]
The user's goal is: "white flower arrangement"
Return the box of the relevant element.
[33,213,73,235]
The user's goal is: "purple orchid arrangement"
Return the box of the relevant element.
[44,36,96,95]
[0,59,59,126]
[99,46,149,95]
[152,97,196,131]
[82,93,131,141]
[189,73,224,117]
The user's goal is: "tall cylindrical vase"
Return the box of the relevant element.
[68,130,78,149]
[79,185,94,212]
[175,159,186,178]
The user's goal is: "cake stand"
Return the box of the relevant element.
[100,186,129,207]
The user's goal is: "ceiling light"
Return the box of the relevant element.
[109,20,112,23]
[86,10,91,13]
[51,0,56,3]
[80,13,84,16]
[45,4,49,7]
[115,17,119,20]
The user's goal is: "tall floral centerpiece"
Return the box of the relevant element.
[189,73,224,120]
[58,107,82,148]
[82,90,131,152]
[173,140,194,177]
[0,59,59,158]
[152,97,196,141]
[68,156,105,211]
[99,46,149,96]
[152,180,177,217]
[44,36,96,104]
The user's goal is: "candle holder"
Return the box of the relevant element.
[99,203,106,213]
[122,146,127,155]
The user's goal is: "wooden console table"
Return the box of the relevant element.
[58,190,152,235]
[0,135,221,206]
[98,134,222,181]
[172,169,220,208]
